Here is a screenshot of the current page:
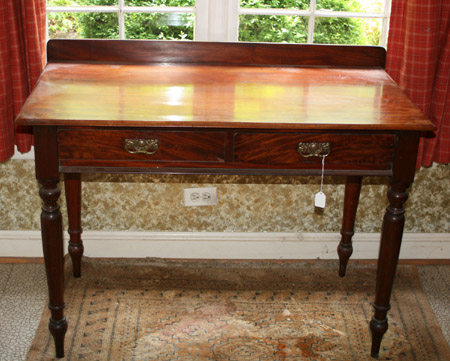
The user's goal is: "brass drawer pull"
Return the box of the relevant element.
[124,139,159,155]
[298,142,331,157]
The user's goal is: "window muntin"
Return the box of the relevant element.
[238,0,390,46]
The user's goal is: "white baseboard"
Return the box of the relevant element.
[1,230,449,259]
[11,146,34,160]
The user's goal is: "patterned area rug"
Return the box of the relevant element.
[27,258,450,361]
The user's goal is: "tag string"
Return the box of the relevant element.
[320,155,326,193]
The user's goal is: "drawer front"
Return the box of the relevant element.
[58,129,226,163]
[233,133,396,169]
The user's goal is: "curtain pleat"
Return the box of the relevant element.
[0,0,46,161]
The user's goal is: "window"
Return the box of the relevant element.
[47,0,391,47]
[47,1,196,40]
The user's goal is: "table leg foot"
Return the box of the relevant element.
[337,237,353,277]
[69,238,84,278]
[369,315,388,357]
[49,317,68,358]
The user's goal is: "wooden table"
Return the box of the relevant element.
[16,40,434,358]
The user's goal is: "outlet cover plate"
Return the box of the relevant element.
[184,187,218,207]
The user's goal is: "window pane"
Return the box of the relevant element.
[48,12,118,39]
[125,13,194,40]
[356,17,382,45]
[314,17,381,45]
[240,0,309,10]
[79,13,119,38]
[239,15,308,43]
[316,0,384,13]
[125,0,194,6]
[48,12,79,39]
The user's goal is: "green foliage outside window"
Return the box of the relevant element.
[47,0,381,45]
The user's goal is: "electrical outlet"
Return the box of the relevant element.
[184,187,218,206]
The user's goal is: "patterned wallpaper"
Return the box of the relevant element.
[0,160,449,233]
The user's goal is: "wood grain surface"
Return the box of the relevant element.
[17,63,432,131]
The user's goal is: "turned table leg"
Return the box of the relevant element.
[64,173,84,278]
[369,132,420,357]
[338,176,362,277]
[370,180,409,357]
[35,126,67,358]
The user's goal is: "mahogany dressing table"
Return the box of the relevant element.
[16,40,435,358]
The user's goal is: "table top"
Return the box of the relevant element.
[16,41,434,132]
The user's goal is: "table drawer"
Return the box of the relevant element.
[233,133,396,168]
[58,129,226,163]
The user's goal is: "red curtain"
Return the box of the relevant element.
[0,0,46,162]
[386,0,450,167]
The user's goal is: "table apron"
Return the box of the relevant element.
[57,128,397,176]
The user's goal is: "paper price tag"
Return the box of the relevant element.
[314,155,327,209]
[315,191,326,208]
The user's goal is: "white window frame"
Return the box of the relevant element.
[234,0,392,46]
[47,0,391,46]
